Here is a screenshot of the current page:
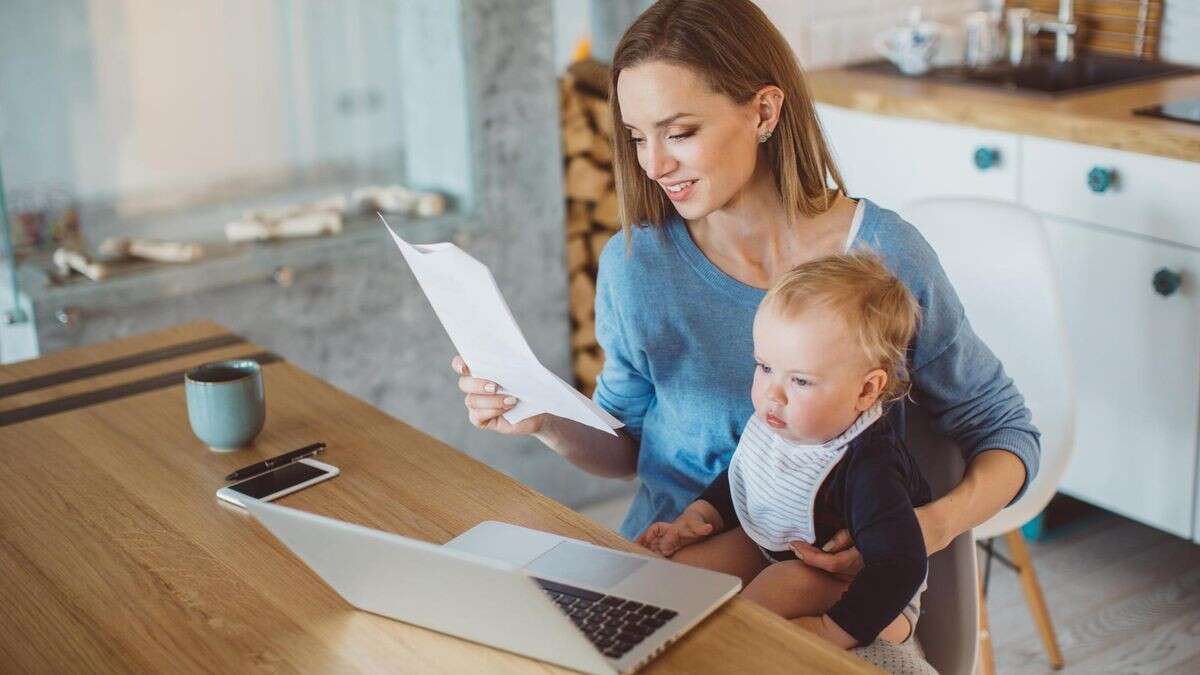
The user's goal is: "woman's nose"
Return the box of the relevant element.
[642,141,675,181]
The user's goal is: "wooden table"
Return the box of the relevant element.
[0,321,877,673]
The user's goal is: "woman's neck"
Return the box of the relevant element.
[687,167,854,289]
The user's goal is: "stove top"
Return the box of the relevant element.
[1135,98,1200,125]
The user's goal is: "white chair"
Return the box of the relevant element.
[905,197,1076,673]
[851,408,979,675]
[907,408,979,675]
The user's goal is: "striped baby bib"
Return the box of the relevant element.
[729,403,883,552]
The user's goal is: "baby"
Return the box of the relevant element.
[637,253,931,649]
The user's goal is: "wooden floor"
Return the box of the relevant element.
[580,493,1200,674]
[983,508,1200,674]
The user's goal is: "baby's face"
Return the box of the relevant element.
[750,304,878,444]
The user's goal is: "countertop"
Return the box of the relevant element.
[807,65,1200,163]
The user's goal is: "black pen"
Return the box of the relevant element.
[224,442,326,481]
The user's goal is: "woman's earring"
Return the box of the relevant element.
[758,129,773,144]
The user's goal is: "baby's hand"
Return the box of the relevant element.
[636,509,715,557]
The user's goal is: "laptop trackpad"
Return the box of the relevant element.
[525,541,647,589]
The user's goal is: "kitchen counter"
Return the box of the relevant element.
[813,62,1200,547]
[807,65,1200,163]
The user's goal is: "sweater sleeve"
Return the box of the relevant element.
[591,235,654,442]
[696,468,739,529]
[825,451,928,646]
[910,312,1041,504]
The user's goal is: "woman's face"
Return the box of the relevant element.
[616,60,763,221]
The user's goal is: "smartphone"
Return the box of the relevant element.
[215,457,339,508]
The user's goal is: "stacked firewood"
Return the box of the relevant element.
[560,59,618,397]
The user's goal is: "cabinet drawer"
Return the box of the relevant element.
[1046,216,1199,538]
[817,104,1019,214]
[1022,136,1200,249]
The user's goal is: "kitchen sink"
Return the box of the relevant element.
[853,54,1198,95]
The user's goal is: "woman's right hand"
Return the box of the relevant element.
[452,355,547,435]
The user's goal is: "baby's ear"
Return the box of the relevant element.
[856,369,888,411]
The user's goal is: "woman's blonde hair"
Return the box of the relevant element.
[763,253,920,403]
[609,0,846,231]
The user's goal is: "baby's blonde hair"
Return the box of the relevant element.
[762,252,920,403]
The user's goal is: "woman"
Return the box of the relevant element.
[453,0,1038,584]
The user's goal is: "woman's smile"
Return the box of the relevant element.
[663,179,698,201]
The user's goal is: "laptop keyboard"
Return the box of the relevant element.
[533,577,678,659]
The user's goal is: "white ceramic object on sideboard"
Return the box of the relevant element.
[872,7,944,76]
[818,103,1200,543]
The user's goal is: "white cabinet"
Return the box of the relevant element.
[819,103,1200,541]
[1045,216,1200,539]
[1023,137,1200,249]
[816,103,1020,217]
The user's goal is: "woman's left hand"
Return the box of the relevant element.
[789,530,862,581]
[791,505,947,578]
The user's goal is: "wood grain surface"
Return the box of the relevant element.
[0,321,878,674]
[807,67,1200,163]
[984,508,1200,674]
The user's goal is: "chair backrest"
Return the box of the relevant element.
[903,198,1075,539]
[907,406,978,675]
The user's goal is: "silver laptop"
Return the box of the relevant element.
[244,499,741,674]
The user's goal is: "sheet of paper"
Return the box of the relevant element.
[382,215,622,435]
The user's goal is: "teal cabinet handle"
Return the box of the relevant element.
[1153,268,1182,297]
[1088,166,1116,193]
[973,146,1000,170]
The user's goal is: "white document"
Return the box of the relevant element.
[382,215,622,435]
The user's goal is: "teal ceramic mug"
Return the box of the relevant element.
[185,359,266,452]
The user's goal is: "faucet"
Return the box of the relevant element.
[1005,0,1079,65]
[1033,0,1079,62]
